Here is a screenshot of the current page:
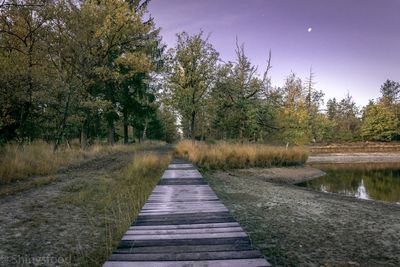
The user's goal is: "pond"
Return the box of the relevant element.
[297,163,400,204]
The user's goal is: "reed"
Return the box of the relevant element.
[175,140,308,170]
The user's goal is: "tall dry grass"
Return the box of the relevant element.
[309,142,400,153]
[0,141,162,184]
[60,153,171,266]
[175,140,308,170]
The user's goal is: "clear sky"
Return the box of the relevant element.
[148,0,400,107]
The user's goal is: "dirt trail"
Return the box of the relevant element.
[0,148,170,267]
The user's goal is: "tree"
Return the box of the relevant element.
[379,79,400,105]
[278,73,309,145]
[326,94,361,142]
[0,0,52,142]
[166,31,219,140]
[304,69,324,142]
[378,79,400,132]
[361,102,399,141]
[210,40,271,142]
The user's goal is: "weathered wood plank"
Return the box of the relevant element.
[108,250,263,261]
[103,258,271,267]
[129,222,240,230]
[125,227,244,235]
[161,169,202,179]
[117,237,252,248]
[167,164,195,169]
[122,232,247,240]
[114,243,255,254]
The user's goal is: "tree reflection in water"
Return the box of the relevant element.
[298,163,400,204]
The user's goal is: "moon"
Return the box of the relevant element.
[307,27,313,32]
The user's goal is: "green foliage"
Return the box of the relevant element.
[379,79,400,105]
[209,42,271,141]
[325,95,361,142]
[0,0,175,147]
[361,102,399,141]
[166,31,219,139]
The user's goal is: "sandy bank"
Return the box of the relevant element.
[234,166,325,184]
[308,152,400,164]
[206,169,400,266]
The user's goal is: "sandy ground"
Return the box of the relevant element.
[205,168,400,267]
[0,150,159,267]
[308,152,400,163]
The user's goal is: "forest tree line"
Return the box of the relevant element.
[0,0,178,148]
[165,32,400,144]
[1,0,399,148]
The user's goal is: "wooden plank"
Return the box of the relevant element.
[139,209,227,216]
[117,237,252,248]
[125,227,244,235]
[134,212,234,221]
[103,258,271,267]
[158,178,207,185]
[129,222,240,230]
[161,170,202,179]
[122,232,247,241]
[168,164,194,169]
[143,202,225,208]
[108,250,263,261]
[114,243,255,254]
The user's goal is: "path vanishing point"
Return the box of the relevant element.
[103,158,271,267]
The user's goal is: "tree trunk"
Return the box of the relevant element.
[80,126,88,149]
[239,127,244,144]
[239,119,245,144]
[123,124,129,144]
[190,111,196,141]
[131,126,136,143]
[142,119,148,141]
[107,125,114,146]
[53,91,71,151]
[123,109,129,144]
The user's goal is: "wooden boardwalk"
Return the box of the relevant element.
[103,158,270,267]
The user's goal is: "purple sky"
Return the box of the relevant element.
[148,0,400,107]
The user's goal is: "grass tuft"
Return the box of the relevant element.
[175,140,308,170]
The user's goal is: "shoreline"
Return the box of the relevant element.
[308,152,400,164]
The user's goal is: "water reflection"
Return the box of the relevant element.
[298,163,400,204]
